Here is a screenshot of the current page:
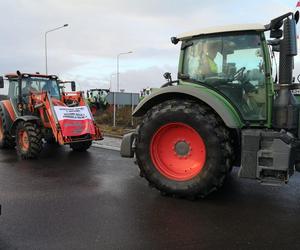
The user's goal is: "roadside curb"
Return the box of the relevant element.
[92,135,122,151]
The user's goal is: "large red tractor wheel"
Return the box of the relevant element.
[16,121,42,159]
[136,99,233,199]
[0,105,15,149]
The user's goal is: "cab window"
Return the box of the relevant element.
[182,32,267,121]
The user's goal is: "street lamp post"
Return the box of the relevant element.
[110,73,116,91]
[45,24,68,74]
[113,51,132,127]
[116,51,132,92]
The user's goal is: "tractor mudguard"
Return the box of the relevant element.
[0,101,14,130]
[10,116,40,135]
[121,132,135,158]
[133,85,243,128]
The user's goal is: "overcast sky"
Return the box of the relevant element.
[0,0,299,92]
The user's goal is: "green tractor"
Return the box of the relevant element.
[121,12,300,198]
[140,87,159,101]
[86,88,110,114]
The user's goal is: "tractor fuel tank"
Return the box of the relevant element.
[239,129,295,185]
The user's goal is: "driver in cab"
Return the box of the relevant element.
[22,81,37,96]
[200,41,220,76]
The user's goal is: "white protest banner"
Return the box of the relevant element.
[53,106,95,136]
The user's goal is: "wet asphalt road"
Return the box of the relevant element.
[0,145,300,250]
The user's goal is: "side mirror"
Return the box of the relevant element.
[71,81,76,91]
[171,37,179,45]
[163,72,172,82]
[295,11,299,24]
[0,76,4,88]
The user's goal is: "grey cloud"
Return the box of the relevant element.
[0,0,297,92]
[63,65,177,93]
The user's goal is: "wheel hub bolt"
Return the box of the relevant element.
[174,140,190,157]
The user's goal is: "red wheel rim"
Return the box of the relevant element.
[18,130,29,151]
[150,122,206,181]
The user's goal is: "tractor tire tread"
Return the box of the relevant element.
[136,99,234,199]
[0,105,15,149]
[16,121,42,159]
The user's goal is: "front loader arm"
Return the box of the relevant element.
[30,91,103,145]
[30,92,64,144]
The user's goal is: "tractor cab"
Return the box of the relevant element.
[59,80,76,93]
[140,87,159,100]
[86,88,110,113]
[177,25,269,122]
[5,73,61,114]
[87,89,110,101]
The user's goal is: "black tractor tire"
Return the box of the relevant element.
[136,99,234,199]
[70,141,92,152]
[0,105,15,149]
[15,121,42,159]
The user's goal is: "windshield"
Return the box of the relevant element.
[183,33,264,80]
[22,77,60,99]
[182,32,267,121]
[89,90,109,100]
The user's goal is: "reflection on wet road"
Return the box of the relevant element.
[0,144,299,249]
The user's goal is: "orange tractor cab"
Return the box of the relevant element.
[58,80,76,93]
[0,71,103,159]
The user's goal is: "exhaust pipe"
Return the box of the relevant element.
[268,13,299,130]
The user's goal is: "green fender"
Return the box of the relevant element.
[133,85,243,128]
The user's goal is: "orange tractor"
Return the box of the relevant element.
[0,71,103,159]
